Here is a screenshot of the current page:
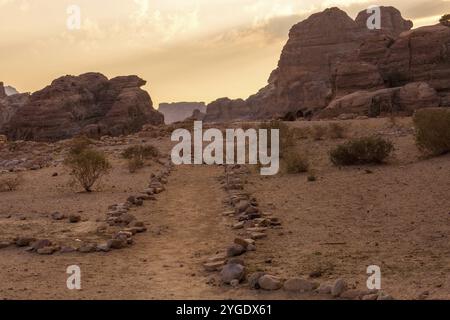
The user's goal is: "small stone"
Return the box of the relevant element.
[228,257,245,266]
[331,279,347,297]
[0,241,11,249]
[68,214,81,223]
[283,278,318,292]
[246,244,256,251]
[107,238,127,250]
[378,291,394,300]
[15,237,35,247]
[317,284,332,294]
[227,244,246,257]
[340,289,369,300]
[78,243,97,253]
[51,212,65,220]
[220,263,245,284]
[203,261,225,272]
[234,237,251,249]
[362,294,379,301]
[232,222,245,230]
[258,275,283,291]
[60,246,76,253]
[248,272,265,289]
[230,279,240,288]
[251,232,267,240]
[235,200,250,213]
[31,239,52,251]
[96,243,111,252]
[37,246,58,255]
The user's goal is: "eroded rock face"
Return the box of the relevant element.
[159,102,206,124]
[0,73,163,141]
[204,6,450,122]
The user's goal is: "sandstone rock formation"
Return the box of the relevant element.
[0,73,164,141]
[204,6,449,122]
[159,102,206,124]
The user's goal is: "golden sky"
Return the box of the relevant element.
[0,0,448,106]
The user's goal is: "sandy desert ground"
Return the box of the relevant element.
[0,117,449,300]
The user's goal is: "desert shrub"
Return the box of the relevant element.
[440,14,450,26]
[330,136,394,166]
[68,136,93,155]
[328,123,347,139]
[284,150,309,174]
[0,174,22,192]
[128,157,144,173]
[65,148,111,192]
[413,108,450,156]
[259,120,295,157]
[122,145,160,161]
[311,125,327,141]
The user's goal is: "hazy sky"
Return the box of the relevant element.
[0,0,448,106]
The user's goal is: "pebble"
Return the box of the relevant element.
[283,278,318,293]
[227,244,246,257]
[258,275,283,291]
[331,279,347,297]
[220,263,245,284]
[68,214,81,223]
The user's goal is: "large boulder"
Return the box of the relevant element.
[1,73,164,141]
[354,6,413,37]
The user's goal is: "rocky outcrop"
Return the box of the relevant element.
[4,85,19,96]
[0,82,6,99]
[0,73,164,141]
[159,102,206,124]
[205,6,449,122]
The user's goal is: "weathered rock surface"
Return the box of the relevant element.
[204,6,450,122]
[0,73,163,141]
[159,102,206,124]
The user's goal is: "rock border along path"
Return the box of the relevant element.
[202,164,394,300]
[4,157,175,256]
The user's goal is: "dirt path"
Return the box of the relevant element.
[0,165,247,299]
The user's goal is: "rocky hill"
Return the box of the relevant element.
[204,6,450,122]
[159,102,206,124]
[0,73,164,141]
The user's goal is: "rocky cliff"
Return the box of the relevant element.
[159,102,206,124]
[0,73,164,141]
[205,6,450,122]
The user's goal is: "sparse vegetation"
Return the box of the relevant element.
[311,125,327,141]
[0,174,22,192]
[122,145,160,173]
[330,136,394,166]
[413,108,450,156]
[328,123,347,139]
[440,14,450,26]
[68,136,94,155]
[259,120,296,157]
[284,150,310,174]
[65,148,111,192]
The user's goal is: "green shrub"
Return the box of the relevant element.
[330,136,394,166]
[284,150,309,174]
[65,148,111,192]
[413,108,450,156]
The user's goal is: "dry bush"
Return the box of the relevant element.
[311,125,327,141]
[413,108,450,156]
[330,136,394,166]
[128,157,144,173]
[122,145,160,160]
[0,174,22,192]
[68,136,94,155]
[65,148,111,192]
[328,123,347,139]
[259,120,296,157]
[284,150,310,174]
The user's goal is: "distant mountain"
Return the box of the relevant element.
[159,102,206,124]
[5,85,19,96]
